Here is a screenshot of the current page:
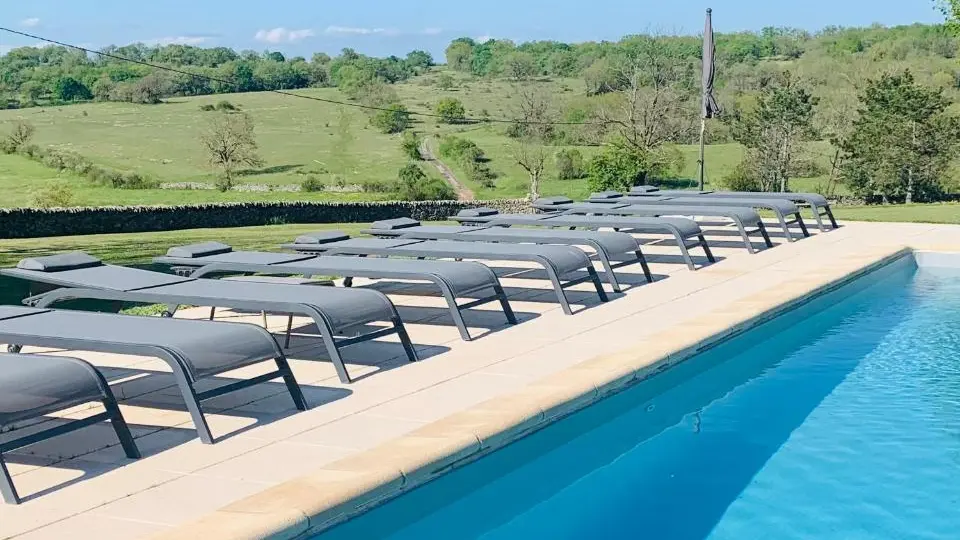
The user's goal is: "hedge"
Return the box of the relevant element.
[0,199,533,239]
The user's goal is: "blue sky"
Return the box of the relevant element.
[1,0,945,59]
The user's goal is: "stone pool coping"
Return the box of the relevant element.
[151,243,924,540]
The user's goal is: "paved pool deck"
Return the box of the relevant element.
[1,220,958,539]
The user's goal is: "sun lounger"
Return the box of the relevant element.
[282,233,608,315]
[153,241,516,342]
[0,352,139,504]
[575,192,809,241]
[629,185,838,231]
[0,305,307,445]
[537,196,773,253]
[1,253,417,385]
[452,209,715,271]
[361,218,652,292]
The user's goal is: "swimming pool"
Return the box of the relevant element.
[316,255,960,540]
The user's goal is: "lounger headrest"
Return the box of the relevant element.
[17,252,103,272]
[590,191,624,200]
[534,196,574,206]
[457,207,500,218]
[165,242,233,259]
[292,231,352,245]
[370,217,421,230]
[629,185,660,194]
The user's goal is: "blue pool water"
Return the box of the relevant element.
[317,256,960,540]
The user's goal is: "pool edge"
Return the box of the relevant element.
[150,244,922,540]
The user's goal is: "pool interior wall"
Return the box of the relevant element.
[316,253,960,540]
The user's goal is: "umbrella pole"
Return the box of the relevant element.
[697,116,707,191]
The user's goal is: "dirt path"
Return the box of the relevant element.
[420,138,475,201]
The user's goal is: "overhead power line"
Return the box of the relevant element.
[0,27,606,126]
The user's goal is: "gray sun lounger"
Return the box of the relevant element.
[587,192,810,242]
[452,208,715,271]
[282,233,608,315]
[539,196,773,253]
[1,253,417,385]
[0,305,307,445]
[629,185,838,231]
[0,352,140,504]
[152,241,517,342]
[576,192,809,242]
[361,217,652,292]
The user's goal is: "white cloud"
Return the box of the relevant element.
[324,26,400,37]
[146,36,212,46]
[475,35,495,43]
[421,27,443,36]
[20,17,40,28]
[254,27,315,44]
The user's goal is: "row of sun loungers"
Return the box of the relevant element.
[0,192,838,503]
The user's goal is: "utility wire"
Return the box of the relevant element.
[0,27,607,126]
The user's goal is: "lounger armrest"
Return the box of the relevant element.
[370,217,421,230]
[292,231,352,245]
[590,191,624,200]
[456,207,500,218]
[17,252,103,272]
[166,242,234,258]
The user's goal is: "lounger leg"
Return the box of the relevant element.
[441,289,473,341]
[826,206,839,229]
[162,304,180,318]
[587,267,609,303]
[796,214,810,237]
[208,307,216,320]
[0,456,20,505]
[6,345,22,354]
[172,371,215,444]
[393,316,419,363]
[495,284,518,325]
[700,236,717,264]
[734,219,757,254]
[318,330,352,384]
[343,277,353,287]
[758,222,774,248]
[103,396,141,459]
[274,354,308,411]
[546,269,574,315]
[776,213,795,242]
[284,315,294,348]
[596,252,622,292]
[635,250,653,283]
[261,311,268,329]
[678,242,697,271]
[811,206,826,232]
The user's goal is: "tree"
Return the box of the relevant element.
[586,145,653,192]
[371,103,411,133]
[265,51,286,63]
[938,0,960,36]
[437,73,456,90]
[53,77,92,101]
[841,70,960,203]
[445,41,475,72]
[396,163,455,200]
[729,71,817,192]
[1,119,35,153]
[400,131,422,160]
[406,50,434,71]
[199,112,264,191]
[502,52,538,80]
[510,85,554,199]
[555,148,586,179]
[514,140,547,200]
[435,97,466,123]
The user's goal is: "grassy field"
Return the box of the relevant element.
[0,71,847,207]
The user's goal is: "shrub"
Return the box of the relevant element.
[3,120,35,153]
[437,74,456,90]
[396,163,455,201]
[31,183,75,208]
[439,135,496,185]
[371,103,411,134]
[214,175,236,192]
[555,148,585,180]
[721,160,762,192]
[199,104,217,112]
[216,100,239,111]
[586,147,650,193]
[435,98,466,124]
[113,171,159,190]
[400,131,422,160]
[362,180,395,193]
[300,176,325,192]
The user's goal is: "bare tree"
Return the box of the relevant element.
[199,112,264,191]
[514,140,547,200]
[510,84,553,199]
[595,37,698,154]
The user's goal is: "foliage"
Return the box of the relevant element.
[216,100,239,111]
[53,77,93,102]
[555,148,586,179]
[300,176,325,192]
[396,163,455,200]
[586,146,659,192]
[437,74,456,90]
[439,135,497,186]
[720,160,762,192]
[2,120,35,153]
[371,103,412,134]
[728,72,817,192]
[435,97,467,123]
[400,131,422,160]
[840,70,960,202]
[199,112,264,190]
[31,183,75,208]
